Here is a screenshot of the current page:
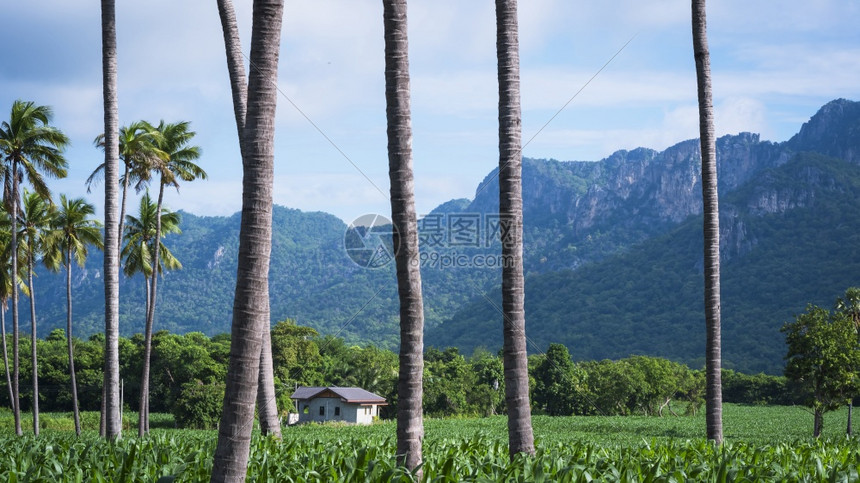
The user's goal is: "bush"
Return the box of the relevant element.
[172,380,225,429]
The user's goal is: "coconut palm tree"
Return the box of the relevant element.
[382,0,426,474]
[125,191,182,435]
[216,0,280,437]
[211,0,284,480]
[122,193,180,434]
[43,195,103,436]
[17,189,57,436]
[0,100,68,436]
[495,0,535,458]
[89,121,166,253]
[0,211,27,417]
[100,0,122,441]
[121,191,181,315]
[137,121,203,436]
[692,0,723,444]
[0,223,12,412]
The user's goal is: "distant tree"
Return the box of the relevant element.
[692,0,723,444]
[121,192,182,290]
[782,304,860,437]
[835,287,860,435]
[90,121,166,253]
[174,380,226,430]
[533,344,588,416]
[44,195,103,435]
[467,348,505,416]
[0,211,27,416]
[17,189,58,436]
[424,348,471,417]
[122,191,182,435]
[0,99,68,436]
[269,319,320,384]
[138,120,203,436]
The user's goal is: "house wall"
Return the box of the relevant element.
[295,397,379,425]
[345,403,378,425]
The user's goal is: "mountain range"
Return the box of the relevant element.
[25,98,860,374]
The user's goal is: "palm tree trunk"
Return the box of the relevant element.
[1,305,13,411]
[382,0,425,474]
[117,163,130,253]
[27,254,39,436]
[211,1,283,480]
[99,383,106,436]
[66,248,81,436]
[140,182,164,437]
[218,0,281,436]
[101,0,122,441]
[138,276,151,431]
[692,0,723,445]
[256,328,281,437]
[495,0,535,458]
[217,0,248,150]
[813,408,823,438]
[10,160,21,436]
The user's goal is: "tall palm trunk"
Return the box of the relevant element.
[211,1,283,480]
[101,0,122,440]
[66,247,81,436]
[27,251,39,436]
[495,0,535,458]
[2,306,12,411]
[692,0,722,444]
[383,0,425,474]
[117,163,131,253]
[217,0,280,438]
[10,158,21,436]
[256,329,280,436]
[139,182,165,436]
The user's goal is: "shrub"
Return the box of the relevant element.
[172,380,225,429]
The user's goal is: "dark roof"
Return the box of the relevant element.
[290,386,387,404]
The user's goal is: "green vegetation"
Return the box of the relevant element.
[783,302,860,437]
[0,326,808,430]
[0,406,858,481]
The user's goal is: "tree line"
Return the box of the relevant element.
[0,320,811,430]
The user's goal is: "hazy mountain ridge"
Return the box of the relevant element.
[22,99,860,374]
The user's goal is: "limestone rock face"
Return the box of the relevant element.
[466,100,860,271]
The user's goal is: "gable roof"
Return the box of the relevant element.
[291,386,387,404]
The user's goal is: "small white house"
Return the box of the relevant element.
[290,386,387,425]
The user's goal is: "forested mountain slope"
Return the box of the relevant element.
[23,99,860,374]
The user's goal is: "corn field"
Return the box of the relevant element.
[0,405,858,482]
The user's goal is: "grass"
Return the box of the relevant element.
[0,409,176,433]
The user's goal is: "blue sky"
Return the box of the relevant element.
[1,1,858,224]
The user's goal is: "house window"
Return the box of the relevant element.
[303,405,309,414]
[319,406,325,416]
[334,406,340,416]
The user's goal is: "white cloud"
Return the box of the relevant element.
[1,0,857,221]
